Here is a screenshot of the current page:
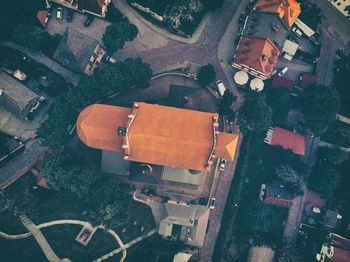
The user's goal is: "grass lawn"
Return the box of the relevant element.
[0,173,155,261]
[213,136,288,261]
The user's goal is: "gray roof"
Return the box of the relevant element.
[101,150,129,175]
[0,72,39,112]
[53,28,99,73]
[161,167,203,186]
[243,11,289,49]
[158,203,210,247]
[265,182,294,200]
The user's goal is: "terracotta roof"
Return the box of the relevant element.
[234,36,280,78]
[78,0,106,16]
[76,104,131,152]
[255,0,301,28]
[37,10,48,26]
[270,127,305,156]
[300,73,317,88]
[326,234,350,262]
[76,103,239,171]
[271,75,295,90]
[264,196,293,207]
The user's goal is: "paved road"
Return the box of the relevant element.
[0,41,80,86]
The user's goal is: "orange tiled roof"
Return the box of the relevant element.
[271,127,305,156]
[255,0,301,28]
[76,104,131,152]
[234,36,280,78]
[76,103,239,171]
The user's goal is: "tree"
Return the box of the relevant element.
[87,178,131,228]
[41,151,98,198]
[275,165,304,196]
[334,52,350,116]
[102,22,138,54]
[237,91,272,135]
[200,0,224,11]
[12,24,45,51]
[268,87,291,126]
[121,57,153,88]
[303,84,340,136]
[197,64,216,87]
[218,90,236,120]
[105,3,128,23]
[318,147,349,165]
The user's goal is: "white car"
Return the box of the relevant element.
[106,56,117,64]
[13,70,27,81]
[215,80,227,97]
[56,7,63,20]
[292,27,303,37]
[219,159,226,171]
[209,197,216,209]
[278,67,288,76]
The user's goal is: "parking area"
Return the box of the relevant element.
[46,6,110,43]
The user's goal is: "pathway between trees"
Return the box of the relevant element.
[0,41,80,86]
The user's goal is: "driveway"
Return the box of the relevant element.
[46,7,109,43]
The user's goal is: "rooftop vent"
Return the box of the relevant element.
[261,54,267,61]
[117,127,127,136]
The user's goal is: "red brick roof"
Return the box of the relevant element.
[36,10,48,26]
[271,127,305,156]
[234,36,280,78]
[325,234,350,262]
[264,196,293,208]
[300,73,317,89]
[272,75,295,90]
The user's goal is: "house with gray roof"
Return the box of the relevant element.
[0,72,39,119]
[53,28,105,75]
[243,11,289,49]
[158,201,210,247]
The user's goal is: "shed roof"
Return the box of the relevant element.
[300,73,317,88]
[270,127,305,156]
[0,72,39,112]
[244,11,289,49]
[271,75,295,90]
[78,0,105,16]
[37,10,48,26]
[234,36,280,78]
[255,0,301,28]
[282,39,299,55]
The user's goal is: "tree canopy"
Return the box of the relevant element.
[102,22,138,54]
[303,84,340,136]
[334,52,350,116]
[41,151,98,198]
[200,0,224,11]
[237,91,272,135]
[197,64,216,87]
[267,87,291,126]
[12,24,46,51]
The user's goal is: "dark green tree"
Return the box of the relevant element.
[200,0,224,11]
[41,151,98,198]
[318,147,349,165]
[102,22,138,54]
[105,3,128,23]
[268,87,291,126]
[197,64,216,87]
[275,164,304,196]
[303,84,340,136]
[334,53,350,116]
[12,24,45,51]
[237,91,272,135]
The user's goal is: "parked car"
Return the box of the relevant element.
[278,67,288,76]
[215,80,227,97]
[25,97,46,120]
[56,7,63,20]
[84,16,94,27]
[66,10,74,22]
[209,197,216,209]
[105,56,117,64]
[13,70,27,81]
[219,159,226,171]
[292,27,303,37]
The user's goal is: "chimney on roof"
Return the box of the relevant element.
[117,127,127,136]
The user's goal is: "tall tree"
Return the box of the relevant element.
[275,164,304,196]
[303,84,340,136]
[267,87,291,126]
[102,22,138,54]
[41,151,98,198]
[197,64,216,87]
[238,91,272,135]
[12,24,45,51]
[200,0,224,11]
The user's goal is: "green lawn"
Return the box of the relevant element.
[0,174,155,262]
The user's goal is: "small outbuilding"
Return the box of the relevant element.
[247,246,275,262]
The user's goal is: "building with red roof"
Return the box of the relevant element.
[271,75,295,90]
[300,73,318,89]
[317,233,350,262]
[264,127,305,156]
[260,182,294,208]
[37,10,49,27]
[232,36,280,80]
